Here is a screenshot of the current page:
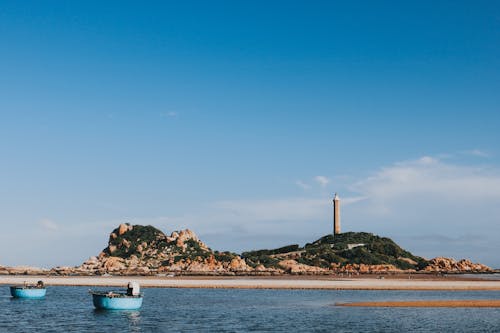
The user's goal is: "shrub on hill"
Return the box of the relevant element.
[251,231,428,270]
[108,224,165,258]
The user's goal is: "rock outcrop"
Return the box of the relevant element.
[423,257,492,273]
[331,263,404,274]
[68,223,250,275]
[278,260,327,274]
[0,266,49,275]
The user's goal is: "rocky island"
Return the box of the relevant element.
[37,223,491,276]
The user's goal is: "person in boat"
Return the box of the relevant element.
[126,282,140,296]
[21,280,44,289]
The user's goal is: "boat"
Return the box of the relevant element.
[90,282,143,310]
[10,280,47,299]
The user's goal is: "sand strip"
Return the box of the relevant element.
[336,300,500,307]
[1,276,500,290]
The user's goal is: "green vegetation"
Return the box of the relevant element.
[242,245,300,268]
[107,224,165,258]
[213,251,239,262]
[173,239,212,262]
[243,254,281,269]
[242,244,300,258]
[243,232,428,270]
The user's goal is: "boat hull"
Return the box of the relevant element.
[10,287,46,299]
[92,293,143,310]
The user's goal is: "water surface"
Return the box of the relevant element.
[2,286,500,332]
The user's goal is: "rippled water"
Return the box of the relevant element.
[2,286,500,332]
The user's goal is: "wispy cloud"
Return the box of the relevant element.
[314,175,330,187]
[340,196,368,205]
[351,155,500,204]
[295,180,311,190]
[462,149,491,158]
[161,111,178,118]
[212,198,330,222]
[39,218,59,231]
[410,233,487,244]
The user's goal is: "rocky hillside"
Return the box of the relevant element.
[242,231,491,274]
[49,224,492,276]
[242,232,430,273]
[53,223,250,275]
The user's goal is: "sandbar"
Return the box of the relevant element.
[1,275,500,290]
[336,300,500,307]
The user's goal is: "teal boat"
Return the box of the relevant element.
[90,282,143,310]
[10,281,46,299]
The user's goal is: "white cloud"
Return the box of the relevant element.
[314,175,330,187]
[295,180,311,190]
[340,196,368,205]
[462,149,491,158]
[351,156,500,204]
[38,218,59,231]
[212,198,329,222]
[162,111,178,117]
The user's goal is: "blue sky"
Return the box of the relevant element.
[1,1,500,267]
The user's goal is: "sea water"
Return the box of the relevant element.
[1,286,500,332]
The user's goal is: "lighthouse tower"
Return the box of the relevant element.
[333,193,341,235]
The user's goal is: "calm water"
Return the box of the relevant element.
[458,273,500,280]
[2,286,500,332]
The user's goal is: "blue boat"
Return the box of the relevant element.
[90,282,143,310]
[10,281,46,299]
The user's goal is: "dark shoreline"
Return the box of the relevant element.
[1,271,499,281]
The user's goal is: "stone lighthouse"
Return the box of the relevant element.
[333,193,341,235]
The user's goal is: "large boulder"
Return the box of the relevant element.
[103,257,125,271]
[118,223,132,236]
[229,257,249,271]
[278,260,326,274]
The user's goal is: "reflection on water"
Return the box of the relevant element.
[10,297,45,302]
[1,286,500,332]
[93,309,142,331]
[126,310,141,326]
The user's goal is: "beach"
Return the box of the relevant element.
[2,275,500,290]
